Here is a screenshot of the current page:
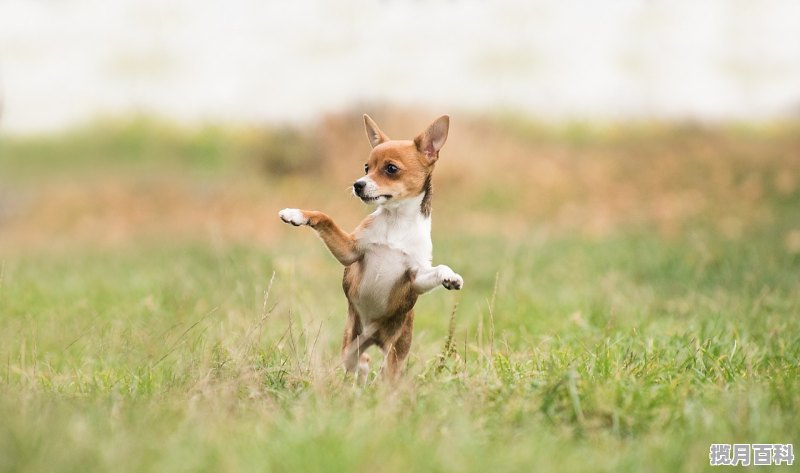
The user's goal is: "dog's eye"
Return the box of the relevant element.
[364,164,368,174]
[385,164,398,175]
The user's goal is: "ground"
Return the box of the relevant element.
[1,112,798,472]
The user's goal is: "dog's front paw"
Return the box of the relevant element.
[439,266,463,290]
[279,208,309,226]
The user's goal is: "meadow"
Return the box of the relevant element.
[1,111,799,472]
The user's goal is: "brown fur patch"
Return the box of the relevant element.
[302,210,360,265]
[365,141,431,201]
[342,263,360,299]
[420,174,432,217]
[341,301,363,349]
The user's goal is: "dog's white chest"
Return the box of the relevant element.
[354,246,409,319]
[352,204,432,320]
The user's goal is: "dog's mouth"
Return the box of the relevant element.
[360,194,392,203]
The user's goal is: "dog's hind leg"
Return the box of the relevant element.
[382,310,415,381]
[341,304,375,381]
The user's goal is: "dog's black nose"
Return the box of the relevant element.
[353,180,366,194]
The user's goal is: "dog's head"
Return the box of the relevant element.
[353,115,449,208]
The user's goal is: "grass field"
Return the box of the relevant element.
[1,112,799,472]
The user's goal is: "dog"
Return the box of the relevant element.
[278,114,463,380]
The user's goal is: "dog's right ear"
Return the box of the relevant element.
[364,114,389,148]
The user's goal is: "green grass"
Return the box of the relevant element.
[1,229,798,472]
[1,117,799,472]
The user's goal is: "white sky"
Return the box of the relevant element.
[1,0,799,133]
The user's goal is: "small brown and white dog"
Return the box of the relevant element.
[278,114,463,380]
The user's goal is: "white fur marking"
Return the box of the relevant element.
[279,208,308,226]
[349,193,463,321]
[354,177,392,205]
[438,265,463,290]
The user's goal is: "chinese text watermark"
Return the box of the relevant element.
[710,444,794,466]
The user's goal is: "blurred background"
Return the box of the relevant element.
[1,0,799,251]
[2,0,800,132]
[1,3,800,470]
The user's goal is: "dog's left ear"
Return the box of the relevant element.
[414,115,449,164]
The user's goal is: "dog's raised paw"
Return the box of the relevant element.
[279,208,308,226]
[439,266,463,290]
[442,276,463,290]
